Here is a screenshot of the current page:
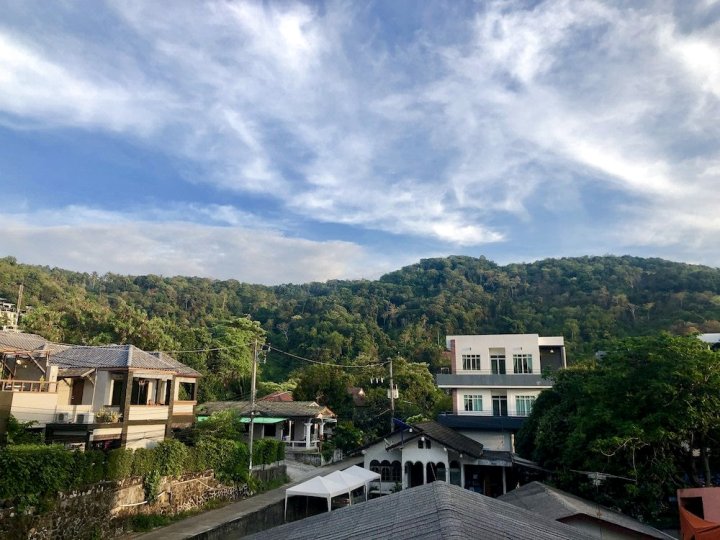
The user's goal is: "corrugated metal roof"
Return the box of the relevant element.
[247,481,586,540]
[498,482,673,539]
[386,420,484,459]
[0,330,199,377]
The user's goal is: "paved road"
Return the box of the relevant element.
[137,455,363,540]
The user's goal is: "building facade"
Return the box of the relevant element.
[436,334,566,449]
[0,331,200,449]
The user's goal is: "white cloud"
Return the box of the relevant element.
[0,206,408,284]
[2,0,720,270]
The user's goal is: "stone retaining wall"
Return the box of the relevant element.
[0,465,286,540]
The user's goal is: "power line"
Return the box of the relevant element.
[266,344,390,369]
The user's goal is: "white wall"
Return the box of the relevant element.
[458,430,513,452]
[449,334,544,374]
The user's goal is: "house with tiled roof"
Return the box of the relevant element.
[196,399,336,451]
[0,330,200,449]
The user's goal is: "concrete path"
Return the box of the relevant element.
[137,456,363,540]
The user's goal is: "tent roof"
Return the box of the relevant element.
[286,475,348,498]
[324,470,366,492]
[343,465,381,483]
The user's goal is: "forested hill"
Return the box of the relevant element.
[2,254,720,383]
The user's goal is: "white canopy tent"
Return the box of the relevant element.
[324,470,367,501]
[343,465,381,498]
[284,476,349,520]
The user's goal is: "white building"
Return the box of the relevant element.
[436,334,566,452]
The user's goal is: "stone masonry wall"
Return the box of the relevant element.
[0,466,286,540]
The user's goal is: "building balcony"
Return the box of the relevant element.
[436,373,552,388]
[127,404,169,421]
[437,413,527,432]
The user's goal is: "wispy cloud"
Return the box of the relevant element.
[1,0,720,280]
[0,205,411,284]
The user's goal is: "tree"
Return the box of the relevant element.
[293,364,354,419]
[516,334,720,521]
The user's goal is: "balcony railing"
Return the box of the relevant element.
[0,379,57,393]
[436,373,551,387]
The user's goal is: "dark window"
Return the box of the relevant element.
[264,423,277,437]
[491,354,506,374]
[178,382,195,401]
[131,379,149,405]
[492,396,508,416]
[418,439,424,449]
[110,380,123,406]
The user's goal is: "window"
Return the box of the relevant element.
[491,354,506,374]
[516,395,536,416]
[178,381,196,401]
[130,378,149,405]
[462,354,481,371]
[110,379,123,407]
[513,354,533,374]
[492,396,508,416]
[463,394,483,412]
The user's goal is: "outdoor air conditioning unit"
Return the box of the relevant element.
[55,413,68,423]
[76,414,87,424]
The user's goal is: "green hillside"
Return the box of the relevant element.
[2,254,720,394]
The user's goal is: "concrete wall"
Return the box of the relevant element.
[458,430,512,451]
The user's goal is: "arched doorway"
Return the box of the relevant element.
[437,463,447,482]
[426,462,438,483]
[449,460,461,486]
[410,461,424,487]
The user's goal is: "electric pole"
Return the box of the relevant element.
[248,339,259,471]
[388,357,396,432]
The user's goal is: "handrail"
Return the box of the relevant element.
[0,379,57,393]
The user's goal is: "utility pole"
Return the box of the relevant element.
[16,283,23,327]
[248,340,259,472]
[388,358,396,432]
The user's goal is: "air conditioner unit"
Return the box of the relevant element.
[56,413,68,423]
[76,414,87,424]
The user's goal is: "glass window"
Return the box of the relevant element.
[492,396,508,416]
[491,354,506,374]
[463,394,483,412]
[462,354,481,371]
[513,354,533,374]
[516,395,536,416]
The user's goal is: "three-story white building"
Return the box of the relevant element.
[436,334,566,451]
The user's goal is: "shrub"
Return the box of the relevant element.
[77,450,107,485]
[107,448,133,480]
[153,439,188,477]
[131,447,155,477]
[0,444,76,506]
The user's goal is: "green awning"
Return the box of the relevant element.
[240,417,286,424]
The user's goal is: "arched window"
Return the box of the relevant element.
[391,461,402,483]
[370,460,381,475]
[437,463,447,482]
[380,460,392,482]
[449,460,461,486]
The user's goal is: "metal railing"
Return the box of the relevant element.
[0,379,57,393]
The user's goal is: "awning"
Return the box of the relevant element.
[285,476,350,519]
[240,417,286,424]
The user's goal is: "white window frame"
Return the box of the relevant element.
[462,354,482,371]
[515,395,536,416]
[463,394,483,412]
[513,353,533,374]
[490,354,506,374]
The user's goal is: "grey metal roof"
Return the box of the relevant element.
[0,331,53,352]
[50,345,200,376]
[196,400,335,418]
[498,482,673,539]
[247,481,586,540]
[386,421,484,459]
[0,330,199,377]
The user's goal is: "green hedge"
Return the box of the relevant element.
[0,436,284,506]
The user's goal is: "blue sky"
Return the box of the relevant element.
[1,0,719,284]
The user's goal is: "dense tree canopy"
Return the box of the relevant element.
[516,334,720,521]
